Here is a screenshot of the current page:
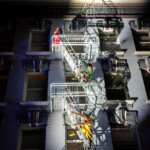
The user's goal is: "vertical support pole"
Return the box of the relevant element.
[89,44,92,60]
[39,59,43,72]
[50,99,53,112]
[62,45,63,60]
[52,42,54,61]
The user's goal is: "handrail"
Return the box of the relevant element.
[52,34,100,61]
[50,83,105,102]
[52,35,99,50]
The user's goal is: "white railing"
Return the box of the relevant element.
[50,83,105,99]
[52,34,100,60]
[52,35,99,45]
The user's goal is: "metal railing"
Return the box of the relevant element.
[52,34,100,60]
[64,45,85,73]
[52,35,99,45]
[50,83,105,99]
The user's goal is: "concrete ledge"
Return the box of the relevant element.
[20,101,49,107]
[0,52,14,56]
[146,100,150,104]
[139,42,150,44]
[106,99,135,105]
[135,51,150,56]
[116,51,125,56]
[26,52,51,56]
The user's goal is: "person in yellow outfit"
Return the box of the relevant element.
[70,125,92,141]
[69,112,92,146]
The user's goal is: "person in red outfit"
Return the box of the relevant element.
[53,35,62,48]
[52,27,62,60]
[53,27,62,48]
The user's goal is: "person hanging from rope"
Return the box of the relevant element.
[72,64,95,82]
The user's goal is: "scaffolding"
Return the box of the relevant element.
[50,33,105,149]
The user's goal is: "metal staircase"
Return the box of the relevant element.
[52,34,100,62]
[50,33,105,149]
[65,97,90,147]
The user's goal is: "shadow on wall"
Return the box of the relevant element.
[93,110,113,149]
[138,111,150,131]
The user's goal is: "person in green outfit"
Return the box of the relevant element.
[72,64,95,82]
